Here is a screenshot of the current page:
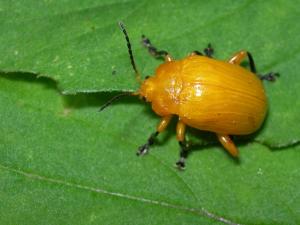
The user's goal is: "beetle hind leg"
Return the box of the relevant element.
[229,51,256,73]
[229,51,279,81]
[258,72,279,81]
[216,134,239,157]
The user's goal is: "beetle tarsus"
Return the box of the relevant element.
[259,72,279,82]
[175,159,186,170]
[204,43,214,58]
[176,140,189,170]
[137,131,159,156]
[137,144,149,156]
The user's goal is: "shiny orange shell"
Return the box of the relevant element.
[139,55,267,135]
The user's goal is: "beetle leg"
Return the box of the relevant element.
[190,50,203,56]
[216,134,239,157]
[137,115,172,156]
[246,52,279,81]
[228,50,246,64]
[229,51,279,81]
[190,44,214,57]
[229,50,256,73]
[175,120,189,170]
[258,72,279,81]
[176,140,189,170]
[204,43,214,58]
[141,35,172,62]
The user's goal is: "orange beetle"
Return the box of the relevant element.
[102,22,278,169]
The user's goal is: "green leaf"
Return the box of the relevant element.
[0,0,299,148]
[0,1,298,92]
[0,72,299,225]
[1,1,300,224]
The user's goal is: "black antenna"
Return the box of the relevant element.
[99,92,132,111]
[118,21,142,84]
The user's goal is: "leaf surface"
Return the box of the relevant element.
[0,1,300,224]
[0,73,299,225]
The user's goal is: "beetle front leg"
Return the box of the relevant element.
[141,35,172,62]
[175,120,189,170]
[137,115,172,156]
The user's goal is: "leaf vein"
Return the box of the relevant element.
[0,163,242,225]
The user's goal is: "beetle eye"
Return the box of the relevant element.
[145,75,150,80]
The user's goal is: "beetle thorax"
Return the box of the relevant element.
[139,61,182,116]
